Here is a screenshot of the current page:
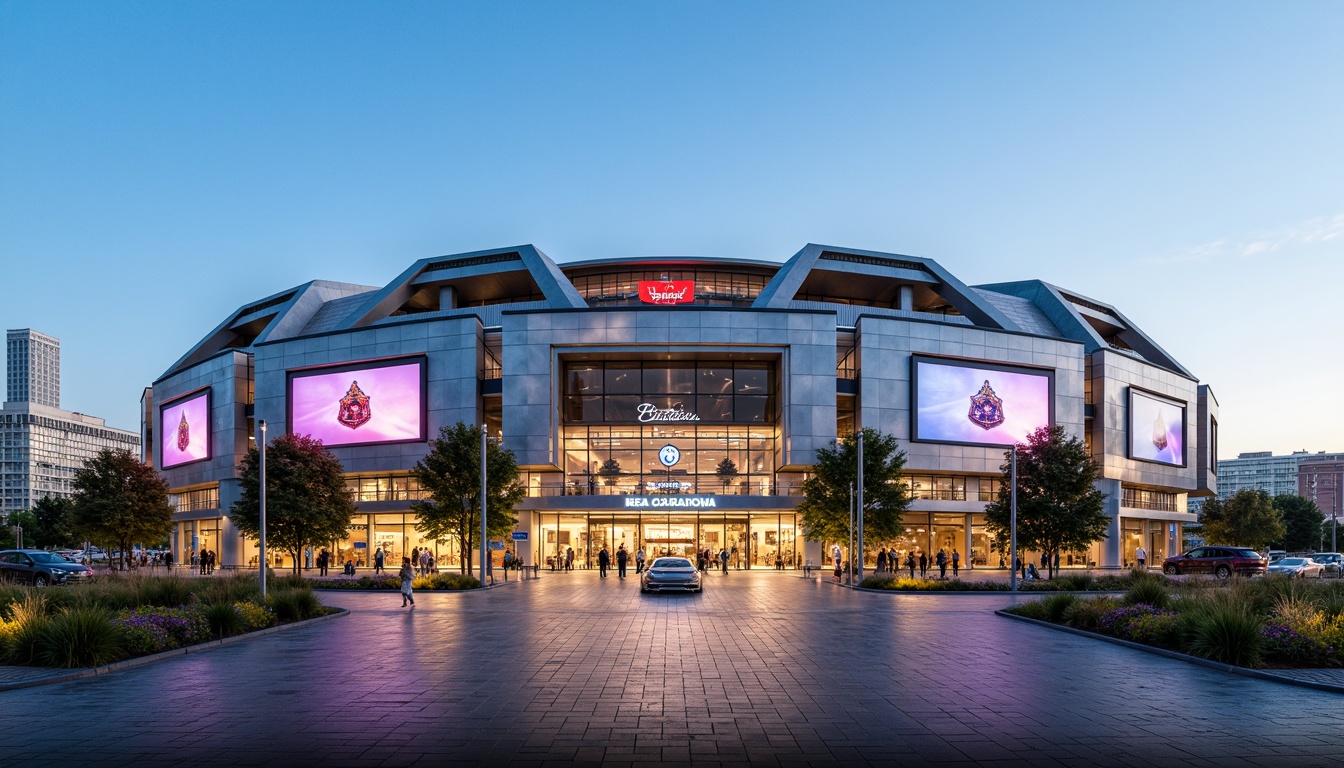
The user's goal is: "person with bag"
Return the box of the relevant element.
[399,557,416,608]
[374,547,385,575]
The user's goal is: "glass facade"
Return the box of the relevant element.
[569,269,771,308]
[535,512,798,570]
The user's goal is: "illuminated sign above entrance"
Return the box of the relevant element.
[624,496,718,508]
[637,403,701,423]
[638,280,695,305]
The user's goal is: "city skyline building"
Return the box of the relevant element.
[1,329,140,514]
[150,242,1217,571]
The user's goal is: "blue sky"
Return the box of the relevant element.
[2,1,1341,456]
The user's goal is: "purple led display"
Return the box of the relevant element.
[160,389,211,468]
[288,358,425,447]
[913,358,1053,447]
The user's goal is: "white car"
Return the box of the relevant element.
[78,548,109,562]
[1267,557,1325,579]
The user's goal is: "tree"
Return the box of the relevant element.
[231,433,356,575]
[31,496,79,549]
[411,423,525,575]
[798,428,911,549]
[1,510,38,549]
[1271,494,1323,552]
[715,457,739,491]
[984,425,1108,579]
[71,449,174,570]
[598,458,622,486]
[1199,489,1284,551]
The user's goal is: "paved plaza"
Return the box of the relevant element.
[2,571,1343,766]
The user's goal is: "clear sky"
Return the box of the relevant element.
[2,1,1341,457]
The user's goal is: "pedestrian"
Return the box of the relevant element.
[635,547,646,574]
[918,550,928,579]
[209,550,217,574]
[374,547,385,575]
[598,545,610,578]
[731,544,740,570]
[318,548,329,576]
[831,544,842,575]
[411,547,420,572]
[616,545,628,578]
[876,548,887,574]
[720,548,729,574]
[906,551,915,579]
[951,549,960,577]
[565,546,574,572]
[420,548,430,576]
[1135,545,1147,571]
[1053,551,1060,574]
[305,547,313,571]
[936,549,947,579]
[399,557,415,608]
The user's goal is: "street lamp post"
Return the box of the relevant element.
[1010,444,1018,593]
[258,419,267,599]
[480,425,488,584]
[848,482,854,585]
[856,431,865,583]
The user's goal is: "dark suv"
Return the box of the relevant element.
[0,549,94,586]
[1162,547,1267,578]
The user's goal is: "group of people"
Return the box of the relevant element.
[832,546,962,580]
[196,549,218,575]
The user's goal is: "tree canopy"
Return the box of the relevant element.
[798,428,911,548]
[1199,489,1285,551]
[231,432,356,575]
[31,495,80,549]
[984,425,1108,578]
[71,449,174,570]
[1271,494,1323,551]
[411,423,525,575]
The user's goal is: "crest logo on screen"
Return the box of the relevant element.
[337,381,372,430]
[176,412,191,451]
[967,380,1005,430]
[638,280,694,305]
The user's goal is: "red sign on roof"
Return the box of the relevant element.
[638,280,695,305]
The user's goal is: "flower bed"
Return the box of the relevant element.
[0,574,335,668]
[1003,574,1344,668]
[307,573,482,590]
[860,572,1152,592]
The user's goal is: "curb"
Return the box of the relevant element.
[996,609,1344,695]
[0,608,349,693]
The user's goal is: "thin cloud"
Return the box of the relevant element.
[1145,212,1344,264]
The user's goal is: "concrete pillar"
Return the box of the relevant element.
[1099,478,1123,569]
[440,284,457,310]
[898,284,915,311]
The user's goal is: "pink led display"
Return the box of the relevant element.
[160,389,211,468]
[913,359,1052,447]
[1129,388,1185,466]
[288,359,425,447]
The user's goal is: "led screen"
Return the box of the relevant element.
[1129,388,1186,466]
[160,389,211,469]
[288,358,426,447]
[912,358,1052,447]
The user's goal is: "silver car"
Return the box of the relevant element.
[1267,557,1325,579]
[1310,553,1343,577]
[639,557,703,594]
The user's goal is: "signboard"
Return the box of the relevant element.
[638,280,695,305]
[623,496,718,508]
[511,531,529,541]
[488,540,506,551]
[658,444,681,467]
[637,403,700,423]
[353,541,367,549]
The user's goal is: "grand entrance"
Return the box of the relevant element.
[536,511,799,569]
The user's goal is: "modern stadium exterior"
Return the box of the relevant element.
[145,243,1217,573]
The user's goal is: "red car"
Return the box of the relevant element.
[1162,546,1267,578]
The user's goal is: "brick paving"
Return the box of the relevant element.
[2,570,1343,766]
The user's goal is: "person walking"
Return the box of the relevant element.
[906,551,916,579]
[597,546,610,578]
[731,544,740,570]
[374,546,385,575]
[918,550,928,579]
[399,557,415,608]
[720,548,729,574]
[565,546,574,572]
[411,547,420,572]
[420,548,430,576]
[318,548,329,577]
[1135,545,1147,571]
[635,547,646,574]
[936,549,947,579]
[951,549,960,577]
[616,545,628,579]
[876,548,887,574]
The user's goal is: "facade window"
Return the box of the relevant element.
[907,475,966,501]
[345,474,429,503]
[569,270,769,307]
[978,477,1004,502]
[171,486,220,513]
[1121,487,1177,512]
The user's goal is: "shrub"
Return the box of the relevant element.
[1041,593,1078,623]
[1124,580,1171,610]
[267,589,322,621]
[1096,604,1180,648]
[1260,623,1338,667]
[115,617,175,656]
[112,606,210,649]
[38,607,123,668]
[1055,573,1095,591]
[1006,600,1049,620]
[426,573,482,590]
[138,576,194,608]
[1061,597,1121,632]
[204,603,246,638]
[1182,603,1264,667]
[198,575,262,606]
[234,601,272,631]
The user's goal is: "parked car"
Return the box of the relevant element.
[1161,546,1268,578]
[1267,557,1326,579]
[1311,552,1343,577]
[78,548,109,562]
[0,549,95,586]
[639,556,703,594]
[1267,550,1288,564]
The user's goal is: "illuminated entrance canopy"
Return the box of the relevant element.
[624,496,719,508]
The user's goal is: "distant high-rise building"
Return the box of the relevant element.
[7,328,61,408]
[1,329,139,516]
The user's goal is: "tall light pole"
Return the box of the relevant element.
[480,425,488,584]
[258,419,268,599]
[848,482,854,585]
[1009,444,1018,593]
[856,430,865,582]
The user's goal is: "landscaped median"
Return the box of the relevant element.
[1000,571,1344,669]
[859,572,1152,592]
[0,573,338,669]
